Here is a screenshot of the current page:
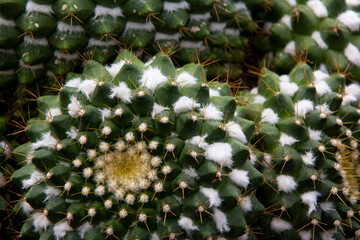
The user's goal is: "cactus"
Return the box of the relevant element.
[11,50,266,239]
[0,0,254,88]
[236,59,360,239]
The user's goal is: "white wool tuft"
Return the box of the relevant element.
[226,121,247,144]
[163,1,189,11]
[205,143,233,167]
[185,135,209,150]
[234,2,251,17]
[77,79,97,100]
[154,32,180,42]
[110,82,132,103]
[53,221,72,240]
[253,95,266,104]
[285,0,296,6]
[271,218,292,233]
[24,35,49,46]
[151,233,160,240]
[175,71,197,87]
[0,17,15,27]
[183,167,199,179]
[345,43,360,67]
[308,128,322,141]
[87,38,116,47]
[250,87,258,94]
[105,61,126,78]
[26,0,53,15]
[301,191,321,214]
[210,22,227,32]
[320,230,336,240]
[178,215,198,234]
[314,70,331,96]
[299,230,311,240]
[338,10,360,31]
[346,0,360,7]
[78,222,92,239]
[32,132,58,150]
[342,94,358,105]
[100,108,111,122]
[307,0,328,18]
[280,81,299,97]
[180,40,207,50]
[311,31,328,49]
[213,208,230,233]
[125,21,154,31]
[284,41,296,56]
[280,15,292,29]
[46,108,62,121]
[209,88,220,97]
[22,201,34,215]
[315,103,332,115]
[238,196,252,213]
[66,126,79,140]
[45,187,61,200]
[32,212,51,232]
[57,22,84,32]
[319,201,334,212]
[279,75,290,82]
[94,5,123,18]
[294,100,314,118]
[67,96,84,118]
[189,12,211,21]
[173,96,200,114]
[151,103,169,118]
[0,141,11,158]
[346,82,360,96]
[301,151,317,165]
[229,170,249,188]
[261,108,279,124]
[140,66,168,90]
[224,28,240,36]
[65,77,81,88]
[200,104,223,121]
[276,175,297,192]
[200,187,222,207]
[22,170,45,189]
[279,133,298,146]
[54,51,78,60]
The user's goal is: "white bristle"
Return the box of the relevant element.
[261,108,279,124]
[213,208,230,233]
[173,96,200,114]
[200,187,222,207]
[140,66,168,90]
[205,142,233,167]
[271,218,292,233]
[276,175,297,192]
[301,191,321,214]
[229,169,249,189]
[110,82,132,103]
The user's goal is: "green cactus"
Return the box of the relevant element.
[236,60,360,239]
[11,50,265,239]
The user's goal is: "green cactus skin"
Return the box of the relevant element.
[11,50,264,240]
[237,60,360,239]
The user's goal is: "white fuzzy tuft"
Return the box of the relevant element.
[261,108,279,124]
[210,22,227,32]
[24,35,49,46]
[183,167,199,179]
[32,132,58,150]
[125,21,154,31]
[175,71,197,87]
[301,151,317,165]
[277,175,297,192]
[346,82,360,97]
[94,5,123,18]
[299,230,311,240]
[200,187,222,207]
[224,28,240,36]
[280,15,292,29]
[140,66,168,90]
[253,95,266,104]
[87,38,116,47]
[32,212,51,232]
[294,100,314,118]
[234,2,251,16]
[189,12,211,21]
[345,43,360,67]
[163,1,189,11]
[308,128,322,141]
[100,108,112,122]
[46,108,62,121]
[65,78,81,88]
[279,133,298,146]
[213,208,230,233]
[200,104,223,121]
[346,0,360,7]
[250,87,258,94]
[105,61,126,78]
[311,31,328,49]
[77,79,97,100]
[284,41,296,56]
[209,88,220,97]
[338,10,360,32]
[66,126,79,140]
[229,169,249,189]
[280,81,299,97]
[314,70,331,96]
[301,191,321,214]
[54,51,78,60]
[205,143,233,167]
[320,230,336,240]
[53,221,72,240]
[0,17,15,27]
[180,40,206,51]
[26,0,53,15]
[285,0,296,6]
[110,82,132,103]
[271,218,292,233]
[238,195,252,213]
[319,201,334,212]
[67,96,84,118]
[173,96,200,114]
[57,22,84,32]
[78,222,92,239]
[22,171,45,189]
[307,0,328,18]
[22,201,34,215]
[45,187,61,200]
[154,32,180,42]
[226,122,247,144]
[185,135,209,150]
[178,215,198,234]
